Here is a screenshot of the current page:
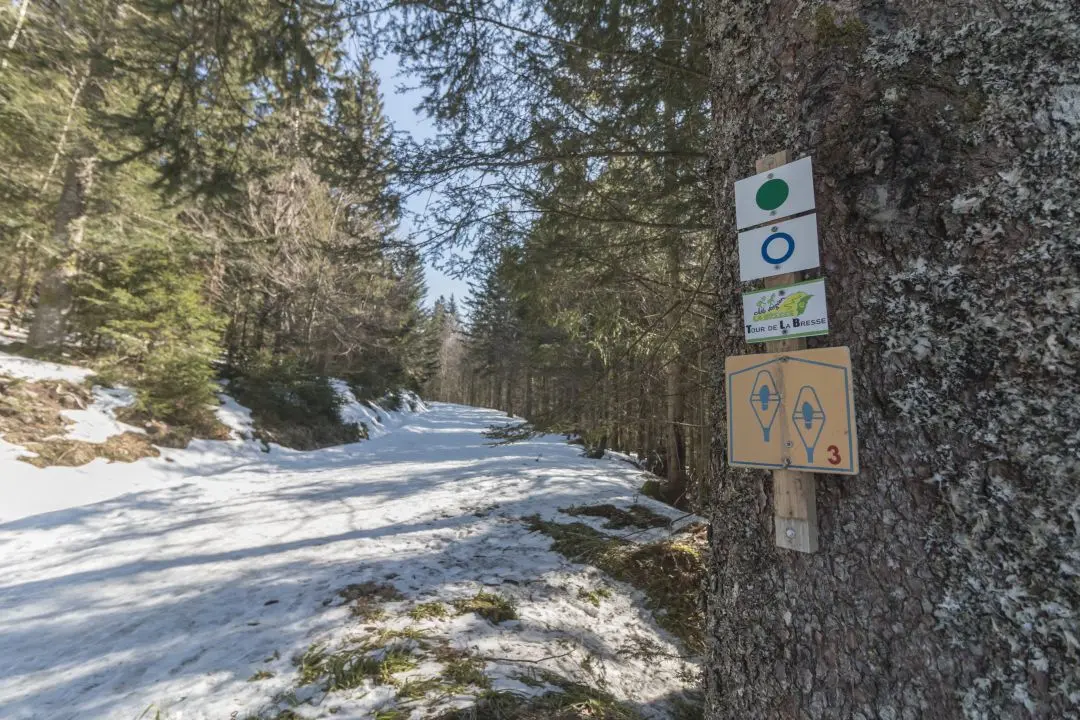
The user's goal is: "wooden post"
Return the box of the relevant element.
[755,150,819,554]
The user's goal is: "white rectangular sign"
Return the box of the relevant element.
[738,213,821,282]
[734,156,816,230]
[742,278,829,343]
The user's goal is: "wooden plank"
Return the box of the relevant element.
[755,150,819,554]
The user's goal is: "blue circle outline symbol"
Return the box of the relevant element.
[761,232,795,265]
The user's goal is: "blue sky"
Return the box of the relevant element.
[371,55,472,310]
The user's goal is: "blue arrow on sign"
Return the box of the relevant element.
[749,370,781,442]
[791,385,826,463]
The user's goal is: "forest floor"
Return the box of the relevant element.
[0,349,704,720]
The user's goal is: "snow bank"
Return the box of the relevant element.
[215,380,256,438]
[0,359,427,523]
[0,400,699,720]
[0,355,697,719]
[0,326,26,346]
[61,387,144,443]
[0,350,93,382]
[330,379,428,437]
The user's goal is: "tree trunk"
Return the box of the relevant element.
[664,240,688,501]
[27,152,95,352]
[705,2,1080,718]
[2,0,32,67]
[9,232,35,323]
[523,368,533,418]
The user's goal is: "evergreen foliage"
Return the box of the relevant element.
[380,0,714,508]
[0,0,437,444]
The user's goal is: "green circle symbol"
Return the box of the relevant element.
[756,179,790,211]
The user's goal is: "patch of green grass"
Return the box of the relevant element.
[562,504,670,530]
[374,649,419,684]
[512,672,546,688]
[438,690,524,719]
[373,710,410,720]
[296,644,329,686]
[339,582,403,622]
[396,676,446,700]
[248,669,275,681]
[294,641,418,691]
[639,479,661,499]
[435,671,640,719]
[452,591,517,624]
[441,656,491,690]
[339,582,404,603]
[351,599,386,622]
[325,649,382,689]
[577,587,613,607]
[376,627,429,644]
[524,516,705,652]
[408,601,449,621]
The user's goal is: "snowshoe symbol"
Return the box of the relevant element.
[749,370,781,442]
[791,385,826,463]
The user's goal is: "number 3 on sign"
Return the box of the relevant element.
[826,445,841,465]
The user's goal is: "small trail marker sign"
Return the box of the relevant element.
[726,346,859,475]
[742,278,829,343]
[734,155,816,230]
[738,213,821,281]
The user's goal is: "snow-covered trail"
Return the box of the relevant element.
[0,401,695,719]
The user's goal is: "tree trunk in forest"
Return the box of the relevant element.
[697,329,711,509]
[27,152,95,352]
[9,232,35,323]
[2,0,32,68]
[505,370,514,416]
[705,2,1080,718]
[524,369,533,418]
[665,240,688,501]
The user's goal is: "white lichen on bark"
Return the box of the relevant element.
[706,0,1080,717]
[861,2,1080,715]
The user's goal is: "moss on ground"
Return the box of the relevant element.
[562,503,670,530]
[452,591,517,624]
[0,373,232,466]
[338,582,404,621]
[395,676,445,700]
[577,587,613,607]
[114,404,231,447]
[372,710,410,720]
[19,432,161,467]
[281,602,652,720]
[637,479,690,509]
[295,642,418,690]
[434,671,640,720]
[0,375,164,467]
[408,601,449,621]
[440,654,491,690]
[525,516,705,652]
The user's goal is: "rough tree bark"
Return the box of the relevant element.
[26,151,95,351]
[26,1,118,353]
[705,1,1079,718]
